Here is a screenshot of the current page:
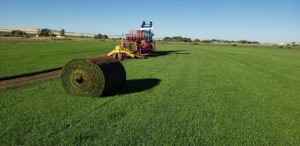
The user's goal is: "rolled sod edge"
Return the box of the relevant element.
[61,57,126,97]
[99,61,126,95]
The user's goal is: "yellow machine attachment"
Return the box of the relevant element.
[107,45,135,60]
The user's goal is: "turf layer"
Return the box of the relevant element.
[61,58,126,97]
[0,43,299,145]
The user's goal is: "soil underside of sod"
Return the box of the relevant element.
[0,69,61,90]
[0,55,117,90]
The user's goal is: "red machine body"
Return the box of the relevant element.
[123,22,155,56]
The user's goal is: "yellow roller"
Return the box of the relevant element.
[107,45,135,59]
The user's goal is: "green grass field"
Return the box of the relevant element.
[0,41,300,145]
[0,39,115,78]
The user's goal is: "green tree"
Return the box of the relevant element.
[94,34,109,39]
[60,29,65,36]
[94,34,102,39]
[182,37,192,42]
[39,29,51,37]
[194,39,201,42]
[163,36,192,42]
[11,30,27,37]
[102,35,108,39]
[202,40,212,43]
[163,37,170,41]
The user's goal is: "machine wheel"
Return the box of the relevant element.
[117,53,123,61]
[112,53,118,60]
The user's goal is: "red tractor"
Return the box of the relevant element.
[125,21,155,56]
[108,21,155,60]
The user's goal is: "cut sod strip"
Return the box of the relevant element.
[61,58,126,97]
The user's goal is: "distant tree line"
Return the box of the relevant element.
[38,29,52,37]
[236,40,260,44]
[94,33,109,39]
[0,30,29,37]
[11,30,28,37]
[60,29,65,36]
[197,39,260,44]
[163,36,192,42]
[162,36,260,44]
[37,28,65,37]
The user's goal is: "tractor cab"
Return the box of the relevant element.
[140,21,154,43]
[144,30,153,42]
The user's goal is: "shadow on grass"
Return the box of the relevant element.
[175,52,191,55]
[104,78,161,97]
[148,50,188,57]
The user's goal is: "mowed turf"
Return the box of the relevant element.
[0,43,300,145]
[0,39,115,78]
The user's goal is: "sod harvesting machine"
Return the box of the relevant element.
[108,21,155,60]
[61,22,155,97]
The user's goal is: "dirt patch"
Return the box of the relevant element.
[0,56,114,91]
[0,54,139,91]
[0,70,61,91]
[88,55,117,63]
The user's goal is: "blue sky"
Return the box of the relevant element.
[0,0,299,43]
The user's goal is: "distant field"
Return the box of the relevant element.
[0,41,300,145]
[0,38,115,78]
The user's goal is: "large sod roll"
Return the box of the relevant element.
[61,57,126,97]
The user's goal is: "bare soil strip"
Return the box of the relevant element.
[0,55,123,91]
[0,67,62,81]
[0,70,61,90]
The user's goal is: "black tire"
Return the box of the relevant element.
[112,53,118,60]
[117,53,123,61]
